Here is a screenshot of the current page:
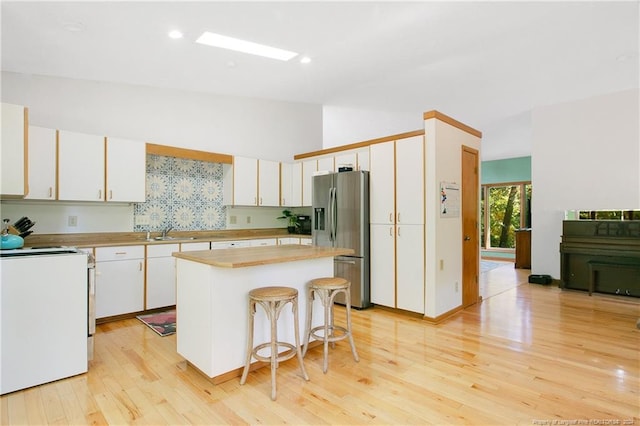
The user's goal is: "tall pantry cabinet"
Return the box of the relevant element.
[369,135,425,313]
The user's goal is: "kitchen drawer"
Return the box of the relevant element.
[250,238,277,247]
[147,244,179,258]
[96,245,145,262]
[180,242,210,251]
[211,240,251,249]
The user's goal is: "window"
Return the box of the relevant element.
[481,182,531,251]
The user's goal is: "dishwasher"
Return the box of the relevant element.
[0,247,90,394]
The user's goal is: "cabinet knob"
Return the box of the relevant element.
[464,235,471,241]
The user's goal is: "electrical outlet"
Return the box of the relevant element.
[230,215,237,224]
[246,216,251,224]
[439,259,444,270]
[455,282,459,292]
[68,215,78,227]
[135,215,150,225]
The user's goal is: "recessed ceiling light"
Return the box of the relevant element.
[168,30,184,39]
[300,56,312,64]
[195,31,298,61]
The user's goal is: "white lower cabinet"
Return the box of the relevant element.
[146,244,179,310]
[370,224,424,313]
[95,246,145,318]
[370,225,396,308]
[396,224,424,313]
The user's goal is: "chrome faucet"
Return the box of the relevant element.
[162,226,173,238]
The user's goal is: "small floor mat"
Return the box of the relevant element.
[136,310,176,336]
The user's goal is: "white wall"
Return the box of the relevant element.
[322,105,421,148]
[531,88,640,278]
[481,111,532,161]
[1,72,322,162]
[425,118,481,318]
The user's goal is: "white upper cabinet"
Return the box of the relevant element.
[58,130,105,201]
[369,136,424,225]
[356,147,370,171]
[281,162,302,207]
[317,156,334,173]
[291,162,302,207]
[25,126,56,200]
[105,137,146,202]
[369,141,395,224]
[224,156,257,206]
[302,159,316,207]
[334,152,356,171]
[257,159,279,206]
[1,103,27,198]
[395,135,424,225]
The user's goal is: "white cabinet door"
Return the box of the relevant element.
[58,130,105,201]
[227,156,257,206]
[25,126,56,200]
[395,136,424,225]
[335,152,356,171]
[396,224,424,313]
[356,148,370,171]
[146,244,179,310]
[370,224,396,308]
[258,159,280,207]
[95,246,145,318]
[106,137,146,202]
[302,159,316,207]
[280,162,292,207]
[291,162,303,207]
[369,141,395,224]
[317,156,334,173]
[1,103,27,197]
[300,237,313,246]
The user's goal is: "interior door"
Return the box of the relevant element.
[462,146,480,307]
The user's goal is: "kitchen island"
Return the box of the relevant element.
[172,244,353,383]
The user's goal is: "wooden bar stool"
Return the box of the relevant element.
[302,277,359,373]
[240,286,309,400]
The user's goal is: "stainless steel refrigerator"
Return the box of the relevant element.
[312,171,371,309]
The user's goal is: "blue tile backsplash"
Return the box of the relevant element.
[133,155,226,231]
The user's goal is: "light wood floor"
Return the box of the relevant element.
[2,264,639,425]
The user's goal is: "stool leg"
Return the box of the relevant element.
[292,295,309,381]
[322,289,330,373]
[268,300,278,400]
[302,287,314,357]
[344,287,359,362]
[240,299,256,385]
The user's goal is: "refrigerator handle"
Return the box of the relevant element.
[327,187,333,246]
[331,186,338,245]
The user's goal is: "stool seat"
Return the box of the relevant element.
[303,277,359,373]
[249,286,298,301]
[240,286,309,400]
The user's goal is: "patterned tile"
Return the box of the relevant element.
[134,155,226,232]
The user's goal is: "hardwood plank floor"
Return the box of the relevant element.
[2,265,639,425]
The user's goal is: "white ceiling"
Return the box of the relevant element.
[2,1,639,133]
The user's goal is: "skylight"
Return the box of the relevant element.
[196,31,298,61]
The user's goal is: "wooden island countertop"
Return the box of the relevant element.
[172,244,353,268]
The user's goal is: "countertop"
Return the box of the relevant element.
[22,229,312,248]
[172,244,353,268]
